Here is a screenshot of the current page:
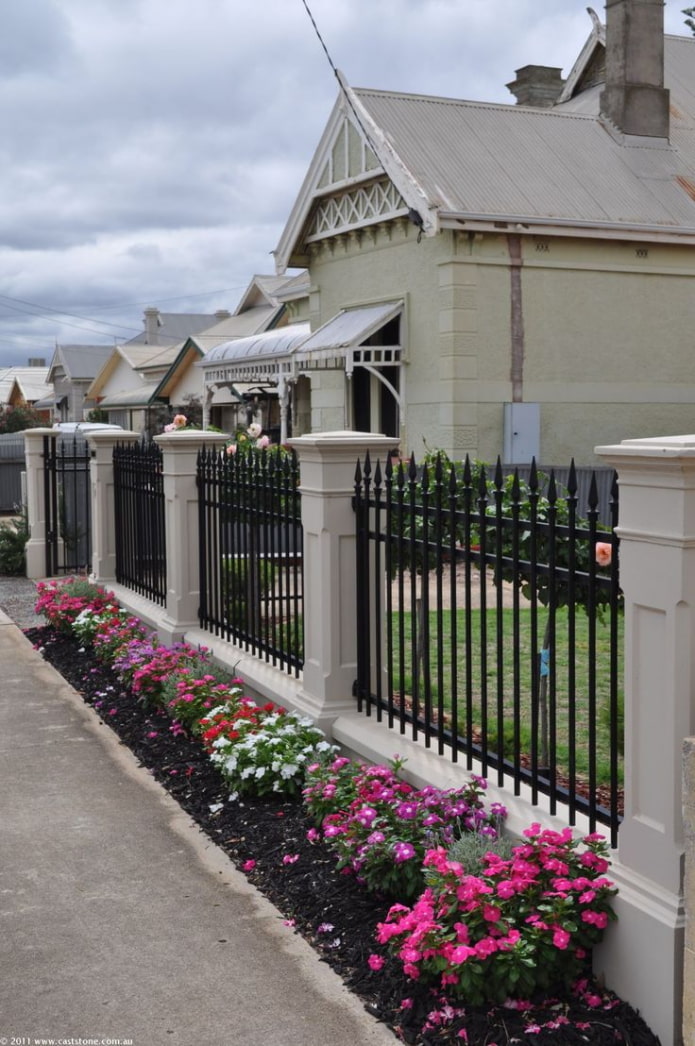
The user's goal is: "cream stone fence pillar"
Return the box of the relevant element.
[88,431,140,583]
[288,431,396,730]
[154,431,228,644]
[23,428,55,579]
[595,435,695,1046]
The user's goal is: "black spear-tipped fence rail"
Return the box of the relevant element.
[354,453,622,845]
[197,446,303,675]
[113,440,167,604]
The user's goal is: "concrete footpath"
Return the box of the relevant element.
[0,580,396,1046]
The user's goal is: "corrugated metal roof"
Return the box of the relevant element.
[191,306,281,346]
[55,344,114,380]
[8,368,52,401]
[354,83,695,231]
[202,324,311,367]
[98,382,161,408]
[298,302,401,361]
[126,313,227,346]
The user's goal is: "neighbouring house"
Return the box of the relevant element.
[90,279,313,437]
[0,362,52,423]
[239,0,695,466]
[87,307,233,434]
[199,272,310,440]
[42,344,116,422]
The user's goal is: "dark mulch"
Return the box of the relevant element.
[26,625,660,1046]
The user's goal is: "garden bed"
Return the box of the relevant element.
[25,622,660,1046]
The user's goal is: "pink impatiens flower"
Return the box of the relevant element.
[367,954,385,971]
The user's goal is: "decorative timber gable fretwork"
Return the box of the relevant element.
[317,114,380,189]
[274,89,437,272]
[307,178,407,242]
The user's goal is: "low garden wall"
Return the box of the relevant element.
[24,426,695,1046]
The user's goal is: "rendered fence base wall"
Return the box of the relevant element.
[683,737,695,1043]
[26,428,692,1046]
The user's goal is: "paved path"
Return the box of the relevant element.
[0,579,396,1046]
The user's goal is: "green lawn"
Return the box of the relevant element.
[389,606,623,790]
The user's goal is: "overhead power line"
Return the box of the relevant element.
[299,0,382,159]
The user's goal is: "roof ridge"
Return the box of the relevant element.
[353,86,596,120]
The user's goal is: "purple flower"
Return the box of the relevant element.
[393,841,416,863]
[395,802,419,820]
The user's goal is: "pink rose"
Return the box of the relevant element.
[595,541,612,567]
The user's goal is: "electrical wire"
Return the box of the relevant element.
[299,0,382,161]
[0,294,140,336]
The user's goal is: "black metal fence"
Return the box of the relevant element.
[197,446,303,675]
[354,454,622,845]
[43,433,92,575]
[0,434,25,512]
[113,440,166,604]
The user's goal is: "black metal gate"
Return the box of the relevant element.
[113,439,167,604]
[43,433,92,576]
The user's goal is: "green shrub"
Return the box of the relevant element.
[0,508,29,575]
[223,556,275,630]
[442,827,515,878]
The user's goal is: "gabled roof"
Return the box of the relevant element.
[126,312,229,346]
[4,367,52,403]
[97,382,162,409]
[48,344,114,383]
[234,274,296,313]
[275,31,695,270]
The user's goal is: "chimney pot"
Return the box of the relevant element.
[214,309,232,321]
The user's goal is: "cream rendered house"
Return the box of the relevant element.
[269,0,695,465]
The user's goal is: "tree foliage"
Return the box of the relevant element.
[0,405,45,433]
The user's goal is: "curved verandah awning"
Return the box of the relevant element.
[198,302,403,440]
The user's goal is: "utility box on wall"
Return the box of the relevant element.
[503,403,540,464]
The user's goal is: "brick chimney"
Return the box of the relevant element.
[600,0,670,138]
[506,65,565,108]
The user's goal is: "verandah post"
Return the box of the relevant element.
[594,434,695,1046]
[288,430,397,731]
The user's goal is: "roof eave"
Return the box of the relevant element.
[439,212,695,244]
[154,343,203,399]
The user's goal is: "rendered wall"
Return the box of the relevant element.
[304,224,695,465]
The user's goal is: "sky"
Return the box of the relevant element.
[0,0,690,368]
